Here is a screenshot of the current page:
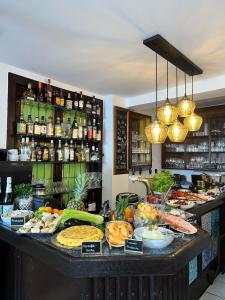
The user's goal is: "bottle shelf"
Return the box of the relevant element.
[1,160,102,165]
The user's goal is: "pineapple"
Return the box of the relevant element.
[67,173,89,211]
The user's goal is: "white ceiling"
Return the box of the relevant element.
[1,0,225,97]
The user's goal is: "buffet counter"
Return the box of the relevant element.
[0,193,225,300]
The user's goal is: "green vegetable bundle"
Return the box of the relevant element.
[61,209,104,226]
[151,171,175,193]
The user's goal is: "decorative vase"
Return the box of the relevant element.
[18,197,33,210]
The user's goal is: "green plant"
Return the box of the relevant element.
[114,196,129,220]
[151,171,176,193]
[15,183,33,198]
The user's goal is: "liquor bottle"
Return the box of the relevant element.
[19,137,26,156]
[26,114,34,135]
[23,83,35,101]
[96,121,101,141]
[96,101,101,116]
[54,89,61,106]
[85,97,92,114]
[0,178,2,215]
[92,96,97,115]
[69,140,74,162]
[25,137,31,161]
[57,140,63,161]
[49,140,55,162]
[71,118,78,139]
[63,141,69,162]
[87,118,93,140]
[78,117,83,139]
[74,142,79,162]
[90,145,97,161]
[95,147,100,161]
[40,116,47,136]
[65,92,73,110]
[87,192,96,213]
[79,91,84,111]
[80,142,86,162]
[35,142,42,162]
[17,113,27,134]
[60,89,65,107]
[83,119,88,140]
[42,143,49,161]
[74,93,79,110]
[46,79,52,104]
[2,177,14,214]
[37,82,44,102]
[66,118,71,138]
[85,143,90,162]
[55,117,62,137]
[92,118,97,140]
[30,138,36,162]
[34,116,41,135]
[46,116,54,137]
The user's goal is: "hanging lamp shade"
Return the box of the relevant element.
[184,112,203,132]
[157,98,178,125]
[145,119,168,144]
[168,119,188,142]
[177,95,195,117]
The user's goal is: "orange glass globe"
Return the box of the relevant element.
[168,120,188,143]
[145,119,168,144]
[184,112,203,132]
[157,99,178,125]
[177,95,196,117]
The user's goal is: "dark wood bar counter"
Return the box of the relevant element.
[0,194,224,300]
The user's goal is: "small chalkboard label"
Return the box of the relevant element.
[81,241,102,255]
[124,239,143,254]
[11,217,25,226]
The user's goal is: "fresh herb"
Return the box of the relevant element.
[151,171,176,193]
[15,183,33,198]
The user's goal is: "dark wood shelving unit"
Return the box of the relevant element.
[6,73,104,211]
[162,105,225,171]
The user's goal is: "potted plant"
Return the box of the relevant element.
[151,171,176,196]
[15,183,33,210]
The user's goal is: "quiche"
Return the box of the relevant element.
[56,225,104,247]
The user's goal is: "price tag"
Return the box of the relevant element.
[11,217,25,226]
[124,239,143,254]
[81,241,102,255]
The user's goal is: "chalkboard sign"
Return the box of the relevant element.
[114,106,129,175]
[124,239,143,254]
[11,217,25,226]
[81,241,102,255]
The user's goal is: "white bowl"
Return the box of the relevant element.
[134,227,174,249]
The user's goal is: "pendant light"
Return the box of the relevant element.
[184,76,203,131]
[145,54,167,144]
[168,68,188,142]
[177,73,195,117]
[157,60,178,125]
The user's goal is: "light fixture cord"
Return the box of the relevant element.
[155,53,158,115]
[184,73,187,96]
[192,75,193,101]
[176,68,178,104]
[167,60,169,99]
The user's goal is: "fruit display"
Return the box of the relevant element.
[106,221,133,247]
[66,174,89,210]
[114,196,129,220]
[133,203,161,228]
[17,211,62,234]
[56,225,104,247]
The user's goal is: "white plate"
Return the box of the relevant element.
[166,200,180,208]
[180,201,195,210]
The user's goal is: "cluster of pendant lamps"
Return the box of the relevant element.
[145,53,203,144]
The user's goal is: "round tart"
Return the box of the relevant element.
[56,225,104,247]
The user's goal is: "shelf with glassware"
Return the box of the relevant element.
[162,105,225,171]
[7,73,103,212]
[128,111,152,170]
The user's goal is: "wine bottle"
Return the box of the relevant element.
[49,140,55,162]
[60,89,65,107]
[17,113,26,134]
[71,118,78,139]
[42,143,49,162]
[2,177,14,214]
[74,93,79,110]
[34,116,41,135]
[41,116,47,136]
[46,79,52,104]
[57,140,63,161]
[55,117,62,137]
[35,142,42,162]
[63,141,69,162]
[79,91,84,111]
[37,82,44,102]
[26,114,34,135]
[66,92,73,110]
[46,116,54,137]
[92,96,97,115]
[69,140,75,162]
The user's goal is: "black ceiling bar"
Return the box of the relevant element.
[143,34,203,76]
